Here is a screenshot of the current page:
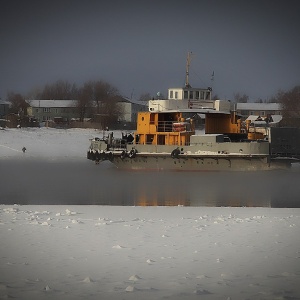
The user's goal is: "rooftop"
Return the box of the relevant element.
[26,100,77,108]
[237,103,281,111]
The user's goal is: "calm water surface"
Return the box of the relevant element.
[1,159,300,207]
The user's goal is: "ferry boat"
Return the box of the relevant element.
[87,110,298,171]
[87,54,299,171]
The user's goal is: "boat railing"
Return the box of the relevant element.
[135,140,191,146]
[153,121,193,133]
[108,138,127,150]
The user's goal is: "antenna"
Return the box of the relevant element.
[185,52,193,88]
[210,71,214,94]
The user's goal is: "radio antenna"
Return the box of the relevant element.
[185,52,193,88]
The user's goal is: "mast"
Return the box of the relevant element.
[185,52,192,88]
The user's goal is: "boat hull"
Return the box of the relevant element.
[87,136,295,171]
[108,154,291,171]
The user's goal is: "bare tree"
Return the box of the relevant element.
[97,95,124,129]
[7,92,28,114]
[80,80,123,128]
[77,82,94,122]
[26,87,43,100]
[233,93,249,103]
[93,80,119,113]
[139,93,152,101]
[38,80,78,100]
[267,96,278,103]
[277,86,300,127]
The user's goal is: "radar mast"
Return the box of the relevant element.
[185,52,193,88]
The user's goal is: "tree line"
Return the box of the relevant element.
[5,81,300,127]
[6,80,124,127]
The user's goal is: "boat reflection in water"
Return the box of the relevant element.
[131,182,191,206]
[128,171,273,207]
[1,160,300,208]
[95,167,300,208]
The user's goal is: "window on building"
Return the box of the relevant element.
[175,91,178,99]
[200,91,205,100]
[36,108,39,113]
[43,108,51,113]
[170,91,173,99]
[189,91,194,99]
[261,111,265,116]
[195,91,200,99]
[184,91,188,99]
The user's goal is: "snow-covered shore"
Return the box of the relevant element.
[1,127,300,299]
[1,205,300,300]
[0,127,109,159]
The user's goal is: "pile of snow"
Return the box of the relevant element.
[1,205,300,299]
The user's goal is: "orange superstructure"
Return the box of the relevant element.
[135,109,264,145]
[205,113,240,134]
[135,111,195,146]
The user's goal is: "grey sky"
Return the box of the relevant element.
[1,0,300,101]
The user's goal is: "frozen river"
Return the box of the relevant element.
[1,159,300,207]
[1,129,300,300]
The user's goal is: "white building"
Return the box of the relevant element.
[236,103,282,119]
[149,86,231,113]
[26,100,78,123]
[0,100,10,118]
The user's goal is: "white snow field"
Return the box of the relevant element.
[1,127,300,299]
[0,127,109,159]
[1,205,300,300]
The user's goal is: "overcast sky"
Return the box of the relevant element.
[1,0,300,101]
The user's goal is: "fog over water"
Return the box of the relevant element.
[1,159,300,208]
